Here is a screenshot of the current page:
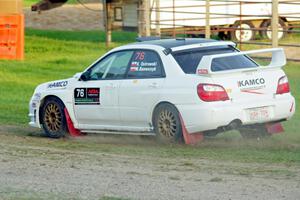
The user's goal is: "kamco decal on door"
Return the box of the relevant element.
[74,88,100,105]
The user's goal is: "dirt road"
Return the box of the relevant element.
[0,126,299,200]
[24,3,104,30]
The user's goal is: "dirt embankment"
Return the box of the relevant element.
[24,3,104,30]
[0,126,299,200]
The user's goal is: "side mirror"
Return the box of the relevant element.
[80,71,90,81]
[73,72,82,79]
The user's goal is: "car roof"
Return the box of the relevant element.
[133,38,218,49]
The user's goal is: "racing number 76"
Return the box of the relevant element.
[76,88,85,98]
[135,52,145,60]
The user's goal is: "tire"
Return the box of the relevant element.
[230,21,256,42]
[218,31,229,40]
[259,19,287,40]
[153,104,183,143]
[238,124,270,139]
[41,97,67,138]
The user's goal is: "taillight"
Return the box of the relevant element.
[276,76,290,95]
[197,83,229,102]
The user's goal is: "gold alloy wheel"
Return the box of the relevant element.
[44,103,62,132]
[158,109,177,138]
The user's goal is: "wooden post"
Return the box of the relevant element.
[138,1,143,37]
[145,0,151,36]
[155,0,160,37]
[205,0,210,39]
[104,0,111,48]
[272,0,279,47]
[172,0,175,37]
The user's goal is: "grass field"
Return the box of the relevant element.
[0,29,300,165]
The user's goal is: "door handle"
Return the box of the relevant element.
[106,83,116,89]
[149,82,159,88]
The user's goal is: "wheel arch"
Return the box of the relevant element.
[151,101,180,125]
[39,95,66,125]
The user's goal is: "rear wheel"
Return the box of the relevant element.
[239,124,269,139]
[153,104,183,143]
[259,19,287,40]
[41,97,67,138]
[230,21,256,42]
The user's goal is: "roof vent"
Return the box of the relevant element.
[136,36,161,42]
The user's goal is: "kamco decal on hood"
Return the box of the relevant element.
[47,81,68,88]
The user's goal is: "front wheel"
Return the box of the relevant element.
[41,97,67,138]
[153,104,183,143]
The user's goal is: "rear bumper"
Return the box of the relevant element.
[177,94,295,134]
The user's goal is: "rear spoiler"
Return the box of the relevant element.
[196,48,286,75]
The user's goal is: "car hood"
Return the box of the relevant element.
[34,77,75,93]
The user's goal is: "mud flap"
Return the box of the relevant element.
[64,108,83,137]
[265,122,284,135]
[179,114,204,145]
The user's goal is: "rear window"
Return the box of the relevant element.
[172,46,258,74]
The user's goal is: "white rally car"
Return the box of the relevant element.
[29,38,295,142]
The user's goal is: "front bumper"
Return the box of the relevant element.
[28,95,41,128]
[177,94,296,134]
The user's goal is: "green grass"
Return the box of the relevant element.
[0,29,137,124]
[0,29,300,165]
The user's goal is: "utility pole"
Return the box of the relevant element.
[104,0,111,47]
[272,0,279,47]
[205,0,210,39]
[155,0,160,37]
[145,0,151,36]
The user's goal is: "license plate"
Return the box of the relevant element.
[247,106,270,121]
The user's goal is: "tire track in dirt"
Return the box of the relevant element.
[0,126,300,199]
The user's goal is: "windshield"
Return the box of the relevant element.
[172,45,258,74]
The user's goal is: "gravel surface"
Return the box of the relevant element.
[24,3,104,30]
[0,126,299,200]
[23,3,299,60]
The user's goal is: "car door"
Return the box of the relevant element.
[118,50,166,130]
[73,50,134,129]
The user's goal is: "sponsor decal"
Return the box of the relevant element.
[225,88,232,93]
[238,78,265,87]
[197,69,208,74]
[129,51,158,73]
[74,88,100,105]
[240,89,264,94]
[48,81,68,88]
[237,77,266,93]
[130,66,139,72]
[129,61,157,72]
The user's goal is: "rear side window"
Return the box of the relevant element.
[127,50,164,78]
[88,51,134,80]
[172,46,258,73]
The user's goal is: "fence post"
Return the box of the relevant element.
[155,0,161,37]
[272,0,279,47]
[205,0,210,39]
[138,1,142,37]
[104,0,111,48]
[145,0,151,36]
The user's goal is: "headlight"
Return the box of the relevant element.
[30,92,42,108]
[32,92,42,101]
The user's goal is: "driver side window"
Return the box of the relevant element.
[89,51,134,80]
